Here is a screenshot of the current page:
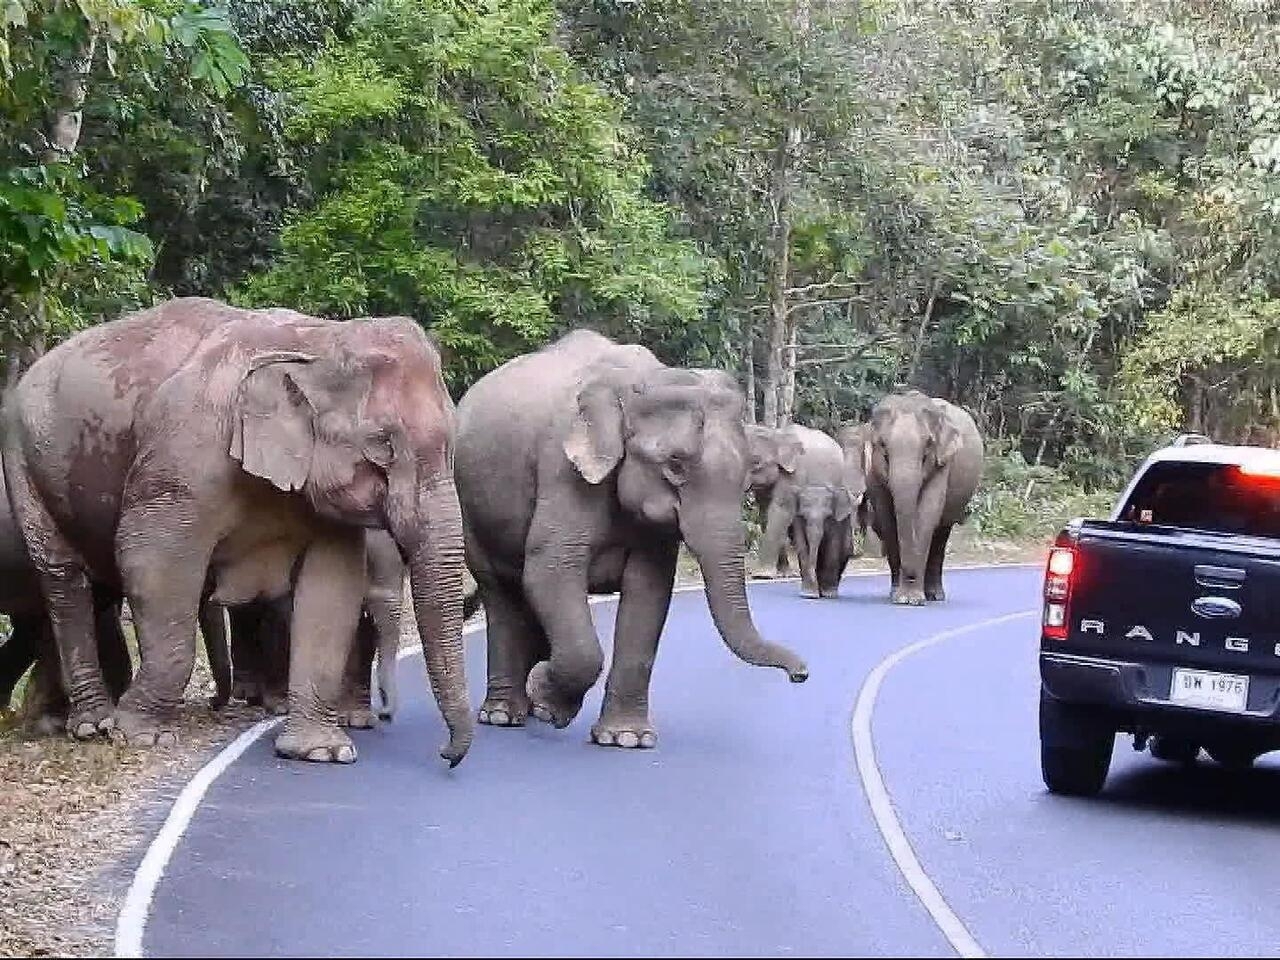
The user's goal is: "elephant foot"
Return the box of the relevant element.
[66,700,114,741]
[925,585,946,602]
[478,695,528,727]
[749,567,778,580]
[262,690,289,716]
[591,714,656,749]
[337,706,378,729]
[819,585,840,599]
[275,721,357,764]
[891,586,927,606]
[105,708,179,748]
[799,582,821,600]
[526,661,585,730]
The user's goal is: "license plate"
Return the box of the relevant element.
[1170,668,1249,713]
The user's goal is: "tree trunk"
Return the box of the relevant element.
[762,125,797,429]
[44,32,98,163]
[780,313,798,425]
[906,277,940,386]
[743,324,757,425]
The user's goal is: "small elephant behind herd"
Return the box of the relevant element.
[0,298,984,768]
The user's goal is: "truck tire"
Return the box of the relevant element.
[1040,692,1113,797]
[1149,736,1199,764]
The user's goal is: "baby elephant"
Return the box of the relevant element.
[853,391,983,605]
[746,424,863,598]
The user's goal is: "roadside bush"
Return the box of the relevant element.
[970,442,1117,543]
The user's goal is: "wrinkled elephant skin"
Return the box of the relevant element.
[455,330,808,752]
[1,298,471,767]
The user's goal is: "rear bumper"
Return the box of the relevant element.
[1040,651,1280,737]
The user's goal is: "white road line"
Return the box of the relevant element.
[852,609,1037,959]
[113,561,1039,956]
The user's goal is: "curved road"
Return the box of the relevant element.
[129,567,1280,957]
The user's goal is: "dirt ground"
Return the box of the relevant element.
[0,536,1045,958]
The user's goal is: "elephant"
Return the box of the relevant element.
[854,391,983,605]
[745,424,861,598]
[836,422,877,551]
[454,329,808,750]
[2,297,471,766]
[225,528,406,728]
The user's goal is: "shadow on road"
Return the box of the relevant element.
[1086,756,1280,826]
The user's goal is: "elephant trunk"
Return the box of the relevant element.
[681,507,808,682]
[402,476,473,767]
[804,514,825,581]
[889,466,928,588]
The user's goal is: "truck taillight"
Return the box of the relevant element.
[1043,546,1075,640]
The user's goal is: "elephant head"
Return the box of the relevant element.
[563,367,807,682]
[837,422,872,548]
[864,392,964,598]
[745,424,804,496]
[229,318,472,765]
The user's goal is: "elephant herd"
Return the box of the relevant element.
[746,392,984,605]
[0,297,983,769]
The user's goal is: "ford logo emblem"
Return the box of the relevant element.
[1192,596,1242,619]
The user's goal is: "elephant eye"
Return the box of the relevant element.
[663,453,690,486]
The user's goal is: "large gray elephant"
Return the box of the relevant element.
[746,424,861,598]
[226,528,406,727]
[455,330,808,749]
[2,297,471,766]
[855,391,983,605]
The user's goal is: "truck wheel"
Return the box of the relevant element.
[1149,736,1199,764]
[1039,692,1113,797]
[1206,745,1258,770]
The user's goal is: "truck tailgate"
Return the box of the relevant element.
[1062,522,1280,675]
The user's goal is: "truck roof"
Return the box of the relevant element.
[1144,442,1280,469]
[1108,439,1280,521]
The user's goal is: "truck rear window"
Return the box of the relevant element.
[1120,461,1280,538]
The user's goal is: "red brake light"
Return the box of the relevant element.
[1043,546,1075,641]
[1047,549,1074,577]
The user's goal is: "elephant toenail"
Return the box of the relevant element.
[617,731,640,748]
[336,745,356,763]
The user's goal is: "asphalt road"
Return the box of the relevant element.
[135,566,1280,957]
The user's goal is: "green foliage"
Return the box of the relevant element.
[240,0,710,387]
[969,442,1117,542]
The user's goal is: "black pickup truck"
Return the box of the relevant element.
[1039,435,1280,796]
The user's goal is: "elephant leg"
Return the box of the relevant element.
[592,539,678,749]
[522,553,604,729]
[366,586,404,722]
[228,604,266,704]
[817,527,848,599]
[198,601,231,709]
[477,579,547,728]
[256,601,291,716]
[871,487,904,601]
[94,590,132,703]
[925,523,954,602]
[273,529,365,764]
[792,520,820,599]
[0,614,40,710]
[753,497,792,579]
[113,520,211,746]
[336,612,378,729]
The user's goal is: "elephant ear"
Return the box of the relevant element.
[923,399,963,466]
[230,351,324,492]
[563,379,625,484]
